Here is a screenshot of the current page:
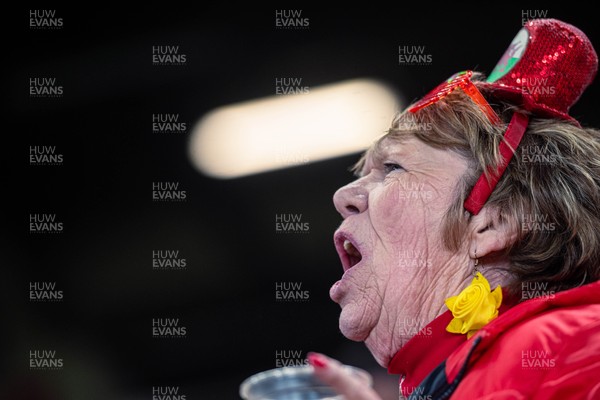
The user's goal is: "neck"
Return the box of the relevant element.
[369,252,472,367]
[381,252,513,367]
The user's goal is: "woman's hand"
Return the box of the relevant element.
[306,352,382,400]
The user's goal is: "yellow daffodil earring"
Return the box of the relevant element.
[445,252,503,338]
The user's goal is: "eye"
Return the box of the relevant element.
[383,163,404,174]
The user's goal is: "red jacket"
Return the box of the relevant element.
[388,280,600,399]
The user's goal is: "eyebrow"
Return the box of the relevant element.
[352,140,385,178]
[351,152,368,178]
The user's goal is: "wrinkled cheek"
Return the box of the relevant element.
[370,180,428,242]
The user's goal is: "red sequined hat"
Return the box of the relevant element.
[410,19,598,215]
[482,18,598,121]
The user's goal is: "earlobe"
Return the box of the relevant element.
[468,207,519,258]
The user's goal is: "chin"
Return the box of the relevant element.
[364,337,392,368]
[338,310,371,342]
[339,319,369,342]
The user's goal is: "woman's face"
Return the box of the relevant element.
[331,135,471,366]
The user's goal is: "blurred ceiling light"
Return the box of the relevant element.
[188,79,401,179]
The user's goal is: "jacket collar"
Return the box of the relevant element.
[388,280,600,394]
[387,298,514,396]
[445,279,600,382]
[387,309,466,395]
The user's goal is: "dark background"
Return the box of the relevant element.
[5,5,600,400]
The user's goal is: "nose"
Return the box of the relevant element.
[333,179,369,218]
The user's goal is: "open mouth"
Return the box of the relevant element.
[335,234,363,271]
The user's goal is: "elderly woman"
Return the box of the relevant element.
[307,19,600,399]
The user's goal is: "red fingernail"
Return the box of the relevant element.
[307,353,327,368]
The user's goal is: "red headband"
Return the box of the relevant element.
[463,112,529,214]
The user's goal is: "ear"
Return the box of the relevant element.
[467,206,519,259]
